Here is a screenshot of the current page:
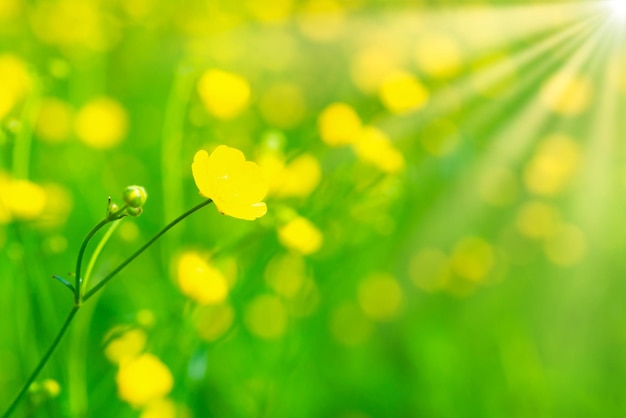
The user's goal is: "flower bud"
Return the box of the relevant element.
[126,206,143,217]
[122,186,148,209]
[107,201,125,221]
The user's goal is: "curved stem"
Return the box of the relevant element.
[74,219,109,304]
[2,306,79,418]
[83,199,213,302]
[82,219,123,292]
[3,199,213,417]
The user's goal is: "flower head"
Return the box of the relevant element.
[192,145,268,220]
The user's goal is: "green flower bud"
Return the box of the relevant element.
[106,200,125,221]
[122,186,148,209]
[126,206,143,217]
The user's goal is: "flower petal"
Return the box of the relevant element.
[218,201,267,221]
[192,150,213,198]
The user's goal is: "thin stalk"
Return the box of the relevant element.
[83,199,213,302]
[1,306,79,418]
[3,199,213,417]
[74,219,109,304]
[11,84,41,180]
[82,219,123,292]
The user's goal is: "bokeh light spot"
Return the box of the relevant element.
[35,98,73,143]
[353,127,405,173]
[244,294,288,340]
[75,97,128,149]
[451,237,495,282]
[415,32,463,79]
[330,303,374,346]
[516,201,561,240]
[379,70,429,114]
[197,69,251,119]
[116,353,174,407]
[409,248,452,292]
[193,303,234,342]
[318,102,362,146]
[177,252,229,305]
[278,216,323,255]
[544,224,587,266]
[357,273,403,322]
[541,72,592,116]
[104,328,147,365]
[523,134,581,196]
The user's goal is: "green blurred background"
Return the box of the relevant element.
[2,0,626,416]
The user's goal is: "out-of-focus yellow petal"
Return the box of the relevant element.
[197,69,250,119]
[177,252,229,305]
[278,216,323,254]
[116,353,173,407]
[318,103,362,146]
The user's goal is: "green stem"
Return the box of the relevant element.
[82,219,123,292]
[3,199,213,417]
[11,83,41,180]
[74,219,110,304]
[83,199,213,302]
[1,306,79,418]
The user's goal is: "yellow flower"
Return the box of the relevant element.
[197,69,250,119]
[192,145,268,220]
[317,103,362,146]
[74,97,128,149]
[176,252,229,305]
[277,216,323,254]
[116,353,173,407]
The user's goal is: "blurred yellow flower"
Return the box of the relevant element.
[352,127,405,173]
[197,69,250,119]
[140,398,175,418]
[41,379,61,398]
[318,103,362,146]
[379,71,429,114]
[177,252,229,305]
[270,153,322,197]
[414,32,463,79]
[0,54,32,120]
[104,328,147,365]
[278,216,323,255]
[75,97,128,149]
[35,98,73,143]
[192,145,268,220]
[297,0,345,42]
[350,43,401,93]
[541,72,591,116]
[116,353,173,407]
[140,398,188,418]
[1,178,47,221]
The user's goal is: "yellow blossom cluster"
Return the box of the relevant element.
[318,102,405,173]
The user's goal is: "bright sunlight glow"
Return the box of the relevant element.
[605,0,626,19]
